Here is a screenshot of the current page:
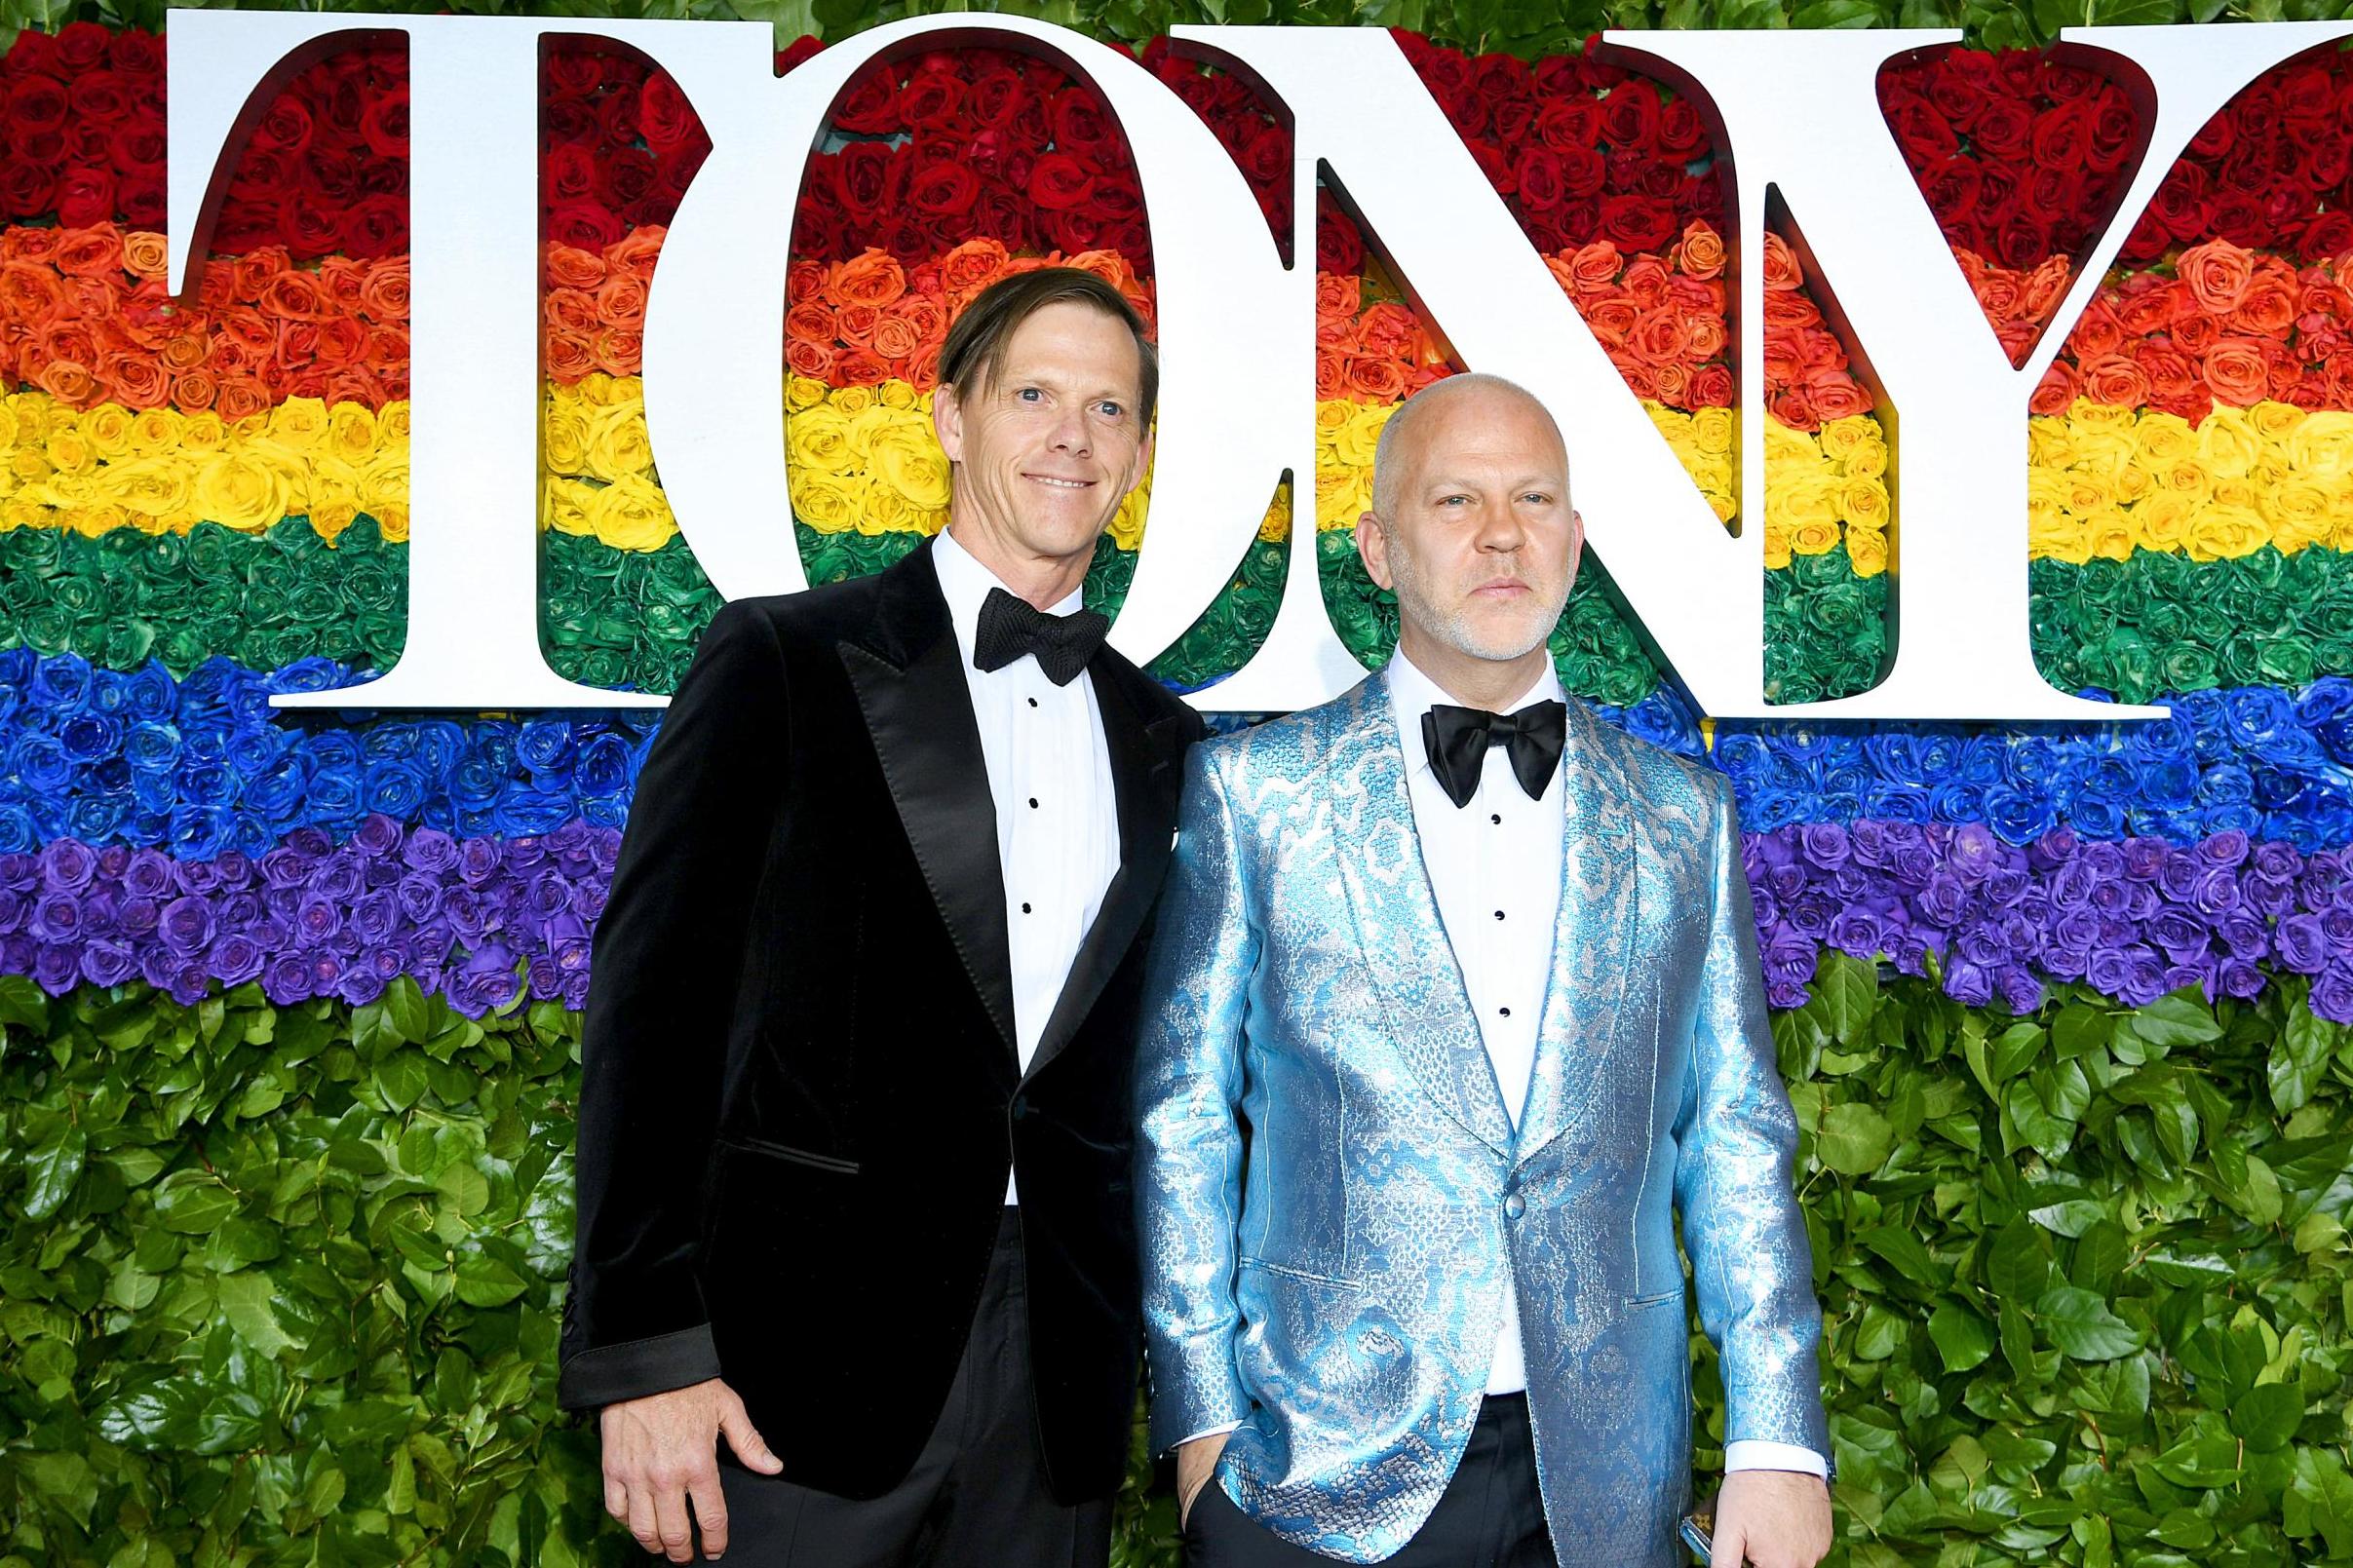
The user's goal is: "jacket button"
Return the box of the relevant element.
[1503,1194,1526,1220]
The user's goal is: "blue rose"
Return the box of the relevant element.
[573,733,635,799]
[494,782,574,838]
[123,662,175,722]
[242,754,308,825]
[449,753,504,813]
[517,718,578,780]
[58,711,121,766]
[365,760,430,821]
[124,721,182,776]
[11,733,72,796]
[66,795,130,842]
[1980,784,2054,846]
[30,653,94,712]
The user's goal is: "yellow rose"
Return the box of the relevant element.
[267,397,331,451]
[1816,414,1873,467]
[787,406,858,477]
[1778,473,1839,532]
[2066,423,2137,478]
[1329,404,1390,470]
[181,410,230,454]
[1316,466,1369,533]
[357,449,408,522]
[2247,400,2304,442]
[1257,492,1292,544]
[0,397,19,453]
[192,450,288,531]
[1683,455,1733,500]
[831,384,877,418]
[326,402,378,467]
[2269,478,2334,552]
[2133,410,2196,468]
[11,447,53,484]
[2192,405,2261,480]
[62,503,127,538]
[2185,502,2268,560]
[99,457,192,521]
[1646,405,1693,449]
[1762,417,1819,467]
[2027,493,2065,544]
[1790,517,1840,555]
[2085,509,2136,561]
[1761,520,1793,571]
[870,425,952,511]
[77,402,135,461]
[128,406,182,455]
[2283,410,2353,482]
[1705,489,1737,526]
[2071,398,2138,437]
[586,404,655,482]
[2063,473,2112,516]
[786,374,829,412]
[1840,478,1890,530]
[377,403,411,444]
[45,429,95,476]
[579,372,634,410]
[2158,460,2210,499]
[542,402,592,477]
[1689,406,1734,457]
[1844,524,1888,576]
[1107,488,1148,552]
[2027,512,2088,564]
[543,476,598,536]
[2210,476,2261,515]
[590,473,678,551]
[790,470,868,533]
[875,379,920,411]
[376,504,409,543]
[1314,401,1354,446]
[312,501,360,544]
[2027,417,2076,471]
[846,403,909,467]
[862,482,921,536]
[2110,463,2153,506]
[2,493,51,529]
[2134,492,2194,552]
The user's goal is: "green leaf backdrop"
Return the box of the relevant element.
[2,1,2352,1564]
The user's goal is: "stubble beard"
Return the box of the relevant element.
[1386,542,1566,665]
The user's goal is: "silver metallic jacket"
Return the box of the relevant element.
[1136,675,1828,1567]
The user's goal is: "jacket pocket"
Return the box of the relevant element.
[718,1134,861,1175]
[1239,1255,1360,1291]
[1623,1287,1685,1313]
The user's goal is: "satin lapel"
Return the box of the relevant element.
[838,548,1018,1061]
[1516,699,1640,1164]
[1331,676,1515,1156]
[1024,658,1185,1082]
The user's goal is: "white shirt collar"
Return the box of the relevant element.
[931,525,1086,653]
[1384,646,1564,743]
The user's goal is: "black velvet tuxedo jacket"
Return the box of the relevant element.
[556,542,1205,1504]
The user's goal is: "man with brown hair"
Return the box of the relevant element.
[559,267,1204,1566]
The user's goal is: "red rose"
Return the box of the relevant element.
[119,178,163,228]
[543,141,599,203]
[969,182,1037,253]
[2028,100,2092,172]
[0,162,58,218]
[1517,146,1566,214]
[2085,89,2138,174]
[1053,87,1116,162]
[1557,142,1606,202]
[545,202,622,253]
[360,91,407,159]
[1969,97,2032,160]
[65,70,134,128]
[1318,202,1364,273]
[108,120,168,180]
[967,67,1028,130]
[248,96,315,159]
[113,30,168,76]
[831,64,904,135]
[277,185,346,257]
[899,71,965,129]
[777,35,824,76]
[596,146,659,210]
[830,141,906,224]
[57,165,116,227]
[1598,194,1674,252]
[1920,156,1983,228]
[542,98,598,147]
[544,48,606,99]
[1885,93,1957,168]
[1599,80,1658,155]
[1027,151,1097,212]
[908,159,980,218]
[658,147,705,200]
[637,70,701,153]
[1533,99,1601,156]
[2299,211,2353,263]
[1491,97,1536,147]
[8,74,70,134]
[1237,125,1289,188]
[597,83,647,149]
[53,20,111,73]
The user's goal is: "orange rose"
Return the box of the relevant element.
[322,367,380,407]
[1768,384,1817,430]
[605,226,665,284]
[2139,346,2198,405]
[1806,368,1871,421]
[870,313,924,363]
[1620,255,1671,309]
[2178,238,2255,316]
[1584,297,1640,347]
[55,225,122,278]
[592,326,642,378]
[1688,363,1734,406]
[787,259,828,306]
[1760,232,1802,291]
[159,332,209,373]
[826,249,907,311]
[834,348,891,388]
[1761,289,1820,329]
[2066,300,2123,360]
[1357,302,1419,361]
[1544,254,1578,301]
[1761,337,1803,385]
[786,300,837,351]
[259,271,330,322]
[545,330,598,381]
[215,375,272,423]
[173,367,218,409]
[312,317,365,368]
[1683,313,1726,362]
[1345,355,1408,402]
[1317,273,1360,323]
[1627,307,1690,367]
[1651,361,1690,406]
[545,243,607,291]
[597,275,648,328]
[2110,278,2186,335]
[1315,350,1348,401]
[198,267,238,312]
[2228,272,2297,339]
[784,336,834,381]
[1973,268,2022,322]
[1668,276,1721,316]
[906,341,943,390]
[2030,360,2079,417]
[836,302,881,349]
[111,357,169,408]
[2078,353,2150,406]
[4,226,61,264]
[1671,220,1724,283]
[545,287,600,336]
[230,246,289,301]
[1061,249,1136,291]
[2200,338,2270,405]
[2173,313,2219,356]
[0,261,65,324]
[1566,240,1622,293]
[888,292,946,350]
[362,325,407,376]
[2020,255,2070,323]
[1995,319,2037,367]
[316,256,368,311]
[359,260,408,325]
[1611,358,1659,402]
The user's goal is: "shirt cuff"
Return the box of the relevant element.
[1723,1440,1828,1476]
[1177,1420,1245,1445]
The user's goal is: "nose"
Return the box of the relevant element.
[1047,404,1091,459]
[1474,496,1526,553]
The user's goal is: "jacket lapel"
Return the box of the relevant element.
[1516,699,1640,1164]
[1023,656,1188,1082]
[1331,675,1515,1157]
[837,546,1019,1064]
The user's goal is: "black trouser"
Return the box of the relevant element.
[1184,1393,1558,1568]
[712,1209,1112,1567]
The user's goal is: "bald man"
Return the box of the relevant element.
[1135,374,1833,1568]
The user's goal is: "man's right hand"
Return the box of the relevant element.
[1176,1432,1233,1530]
[599,1378,783,1562]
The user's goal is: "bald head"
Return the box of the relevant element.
[1369,373,1569,521]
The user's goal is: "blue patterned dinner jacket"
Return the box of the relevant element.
[1135,673,1828,1567]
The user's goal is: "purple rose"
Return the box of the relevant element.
[259,846,316,891]
[1917,871,1970,928]
[1829,907,1884,958]
[121,849,176,900]
[1997,969,2044,1013]
[1798,823,1850,872]
[336,967,388,1007]
[2276,915,2331,973]
[2312,966,2353,1024]
[210,934,266,987]
[39,840,96,894]
[2149,907,2213,961]
[262,954,312,1005]
[353,813,405,859]
[405,828,461,876]
[159,896,215,957]
[310,859,364,905]
[2216,914,2267,962]
[2197,829,2251,867]
[352,891,401,945]
[1946,959,1995,1007]
[30,894,83,942]
[2190,868,2241,919]
[2252,841,2301,880]
[2241,873,2296,920]
[396,875,446,925]
[293,896,343,946]
[80,938,139,987]
[458,839,505,888]
[32,942,80,994]
[212,850,252,891]
[2218,959,2263,1000]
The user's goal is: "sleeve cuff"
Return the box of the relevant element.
[1723,1439,1828,1477]
[556,1322,722,1411]
[1177,1420,1244,1445]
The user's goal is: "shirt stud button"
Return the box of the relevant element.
[1027,697,1038,708]
[1504,1194,1526,1220]
[1498,1007,1512,1018]
[1494,910,1505,921]
[1029,797,1039,809]
[1022,902,1032,914]
[1490,813,1502,825]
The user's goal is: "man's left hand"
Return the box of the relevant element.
[1711,1469,1832,1568]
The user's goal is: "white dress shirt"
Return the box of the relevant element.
[931,528,1122,1205]
[1385,650,1826,1479]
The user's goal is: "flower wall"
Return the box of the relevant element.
[0,16,2349,1568]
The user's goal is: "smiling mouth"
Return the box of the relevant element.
[1024,474,1094,490]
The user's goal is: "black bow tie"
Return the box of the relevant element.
[1421,701,1567,809]
[974,586,1110,687]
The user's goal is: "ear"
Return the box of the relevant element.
[1124,425,1155,498]
[933,382,966,464]
[1356,511,1393,592]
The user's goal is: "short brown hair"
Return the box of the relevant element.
[938,267,1159,431]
